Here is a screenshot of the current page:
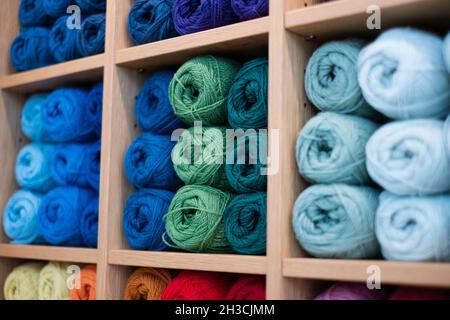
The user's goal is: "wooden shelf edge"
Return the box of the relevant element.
[283,258,450,288]
[109,250,267,275]
[0,244,98,264]
[0,54,105,93]
[115,17,269,67]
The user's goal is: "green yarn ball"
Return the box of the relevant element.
[169,55,241,126]
[172,126,231,190]
[165,185,232,253]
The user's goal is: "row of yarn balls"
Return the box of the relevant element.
[11,0,106,71]
[2,83,103,248]
[4,261,96,300]
[123,55,268,256]
[292,28,450,262]
[127,0,269,45]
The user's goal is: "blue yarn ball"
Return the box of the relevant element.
[77,14,106,57]
[21,94,50,142]
[86,141,101,191]
[43,0,74,17]
[231,0,268,21]
[125,133,183,190]
[224,192,267,255]
[50,16,82,62]
[123,189,174,251]
[10,28,55,72]
[86,82,103,137]
[80,197,99,248]
[135,70,185,134]
[443,31,450,74]
[75,0,106,13]
[172,0,239,35]
[16,144,57,193]
[128,0,179,45]
[19,0,49,27]
[38,186,96,247]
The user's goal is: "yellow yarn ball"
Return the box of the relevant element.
[4,262,44,300]
[38,262,71,300]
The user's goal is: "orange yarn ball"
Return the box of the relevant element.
[124,267,171,300]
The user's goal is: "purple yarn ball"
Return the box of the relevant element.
[172,0,239,35]
[231,0,268,21]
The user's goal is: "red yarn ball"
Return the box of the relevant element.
[390,287,450,300]
[226,276,266,300]
[161,271,234,300]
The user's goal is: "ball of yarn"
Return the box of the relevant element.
[3,190,44,245]
[228,57,268,129]
[366,119,450,196]
[77,14,106,57]
[43,0,73,17]
[376,192,450,262]
[123,189,174,251]
[80,197,99,248]
[315,282,389,300]
[86,141,101,191]
[305,39,378,119]
[38,187,96,246]
[124,133,182,190]
[4,262,44,300]
[296,112,378,185]
[225,130,267,193]
[224,192,266,255]
[169,55,241,126]
[231,0,268,21]
[389,287,450,300]
[50,16,82,62]
[124,268,171,300]
[172,0,238,35]
[161,271,233,300]
[21,94,50,142]
[165,185,231,253]
[135,70,185,134]
[226,276,266,300]
[75,0,106,13]
[292,184,380,259]
[128,0,178,45]
[70,265,96,300]
[358,28,450,120]
[172,127,230,189]
[444,32,450,73]
[38,262,71,300]
[10,28,55,72]
[16,143,57,193]
[86,83,103,137]
[19,0,49,27]
[42,87,97,142]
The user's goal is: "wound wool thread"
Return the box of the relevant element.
[231,0,269,21]
[4,262,44,300]
[124,267,171,300]
[21,94,50,142]
[38,262,71,300]
[50,16,82,63]
[226,276,266,300]
[77,14,106,57]
[80,198,99,248]
[70,265,96,300]
[19,0,49,27]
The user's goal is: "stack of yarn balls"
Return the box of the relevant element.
[293,27,450,263]
[123,54,268,256]
[127,0,269,45]
[10,0,106,71]
[123,267,265,300]
[3,83,103,248]
[3,261,96,300]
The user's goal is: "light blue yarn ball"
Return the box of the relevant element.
[292,184,380,259]
[366,119,450,196]
[296,112,379,185]
[358,28,450,120]
[376,192,450,262]
[444,32,450,74]
[21,93,50,142]
[305,39,379,119]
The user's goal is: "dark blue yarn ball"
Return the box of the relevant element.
[128,0,179,45]
[43,0,74,17]
[77,14,106,57]
[231,0,269,21]
[86,82,103,137]
[50,16,82,62]
[123,189,174,251]
[75,0,106,14]
[19,0,50,27]
[10,28,55,72]
[136,70,185,134]
[172,0,239,35]
[80,197,99,248]
[86,141,101,191]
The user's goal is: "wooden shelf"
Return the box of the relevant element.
[115,17,269,70]
[286,0,450,40]
[284,258,450,288]
[109,250,267,275]
[0,54,105,93]
[0,244,98,264]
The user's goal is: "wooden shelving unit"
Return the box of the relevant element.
[0,0,449,300]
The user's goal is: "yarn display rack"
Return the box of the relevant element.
[0,0,449,300]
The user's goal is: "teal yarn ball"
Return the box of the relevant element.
[228,57,268,129]
[305,39,378,119]
[165,185,232,253]
[224,192,266,255]
[226,130,267,193]
[444,31,450,73]
[296,112,379,185]
[172,126,230,190]
[292,184,380,259]
[169,55,241,126]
